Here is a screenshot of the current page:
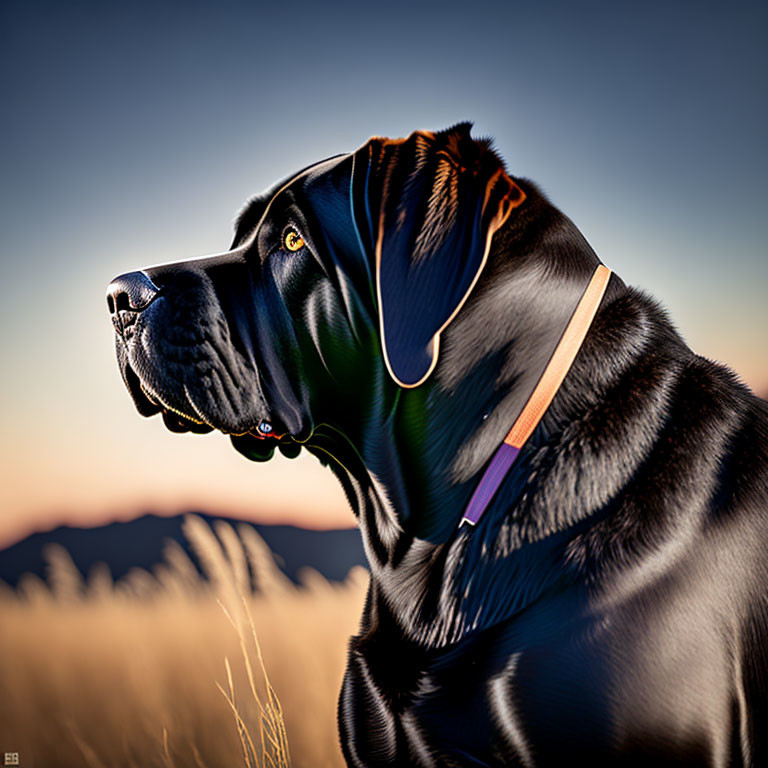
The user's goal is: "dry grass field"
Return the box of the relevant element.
[0,516,368,768]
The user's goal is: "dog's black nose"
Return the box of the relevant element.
[107,271,160,336]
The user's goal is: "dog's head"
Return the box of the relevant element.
[107,124,528,463]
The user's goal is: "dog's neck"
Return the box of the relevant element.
[309,211,687,646]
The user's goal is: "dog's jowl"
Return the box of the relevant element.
[108,124,768,767]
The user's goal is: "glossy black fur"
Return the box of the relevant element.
[109,125,768,766]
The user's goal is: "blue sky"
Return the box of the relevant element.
[1,0,765,544]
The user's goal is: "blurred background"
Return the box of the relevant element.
[1,0,766,558]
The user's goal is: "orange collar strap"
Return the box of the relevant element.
[461,264,612,527]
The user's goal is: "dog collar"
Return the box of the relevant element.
[460,264,612,528]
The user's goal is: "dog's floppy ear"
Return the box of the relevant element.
[351,123,525,387]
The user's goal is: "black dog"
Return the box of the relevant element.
[108,124,768,766]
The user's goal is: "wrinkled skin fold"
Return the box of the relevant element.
[108,124,768,766]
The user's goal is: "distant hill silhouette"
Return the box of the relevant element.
[0,513,366,589]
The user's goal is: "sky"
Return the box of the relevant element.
[1,0,766,547]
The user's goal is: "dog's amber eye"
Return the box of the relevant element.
[283,228,305,252]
